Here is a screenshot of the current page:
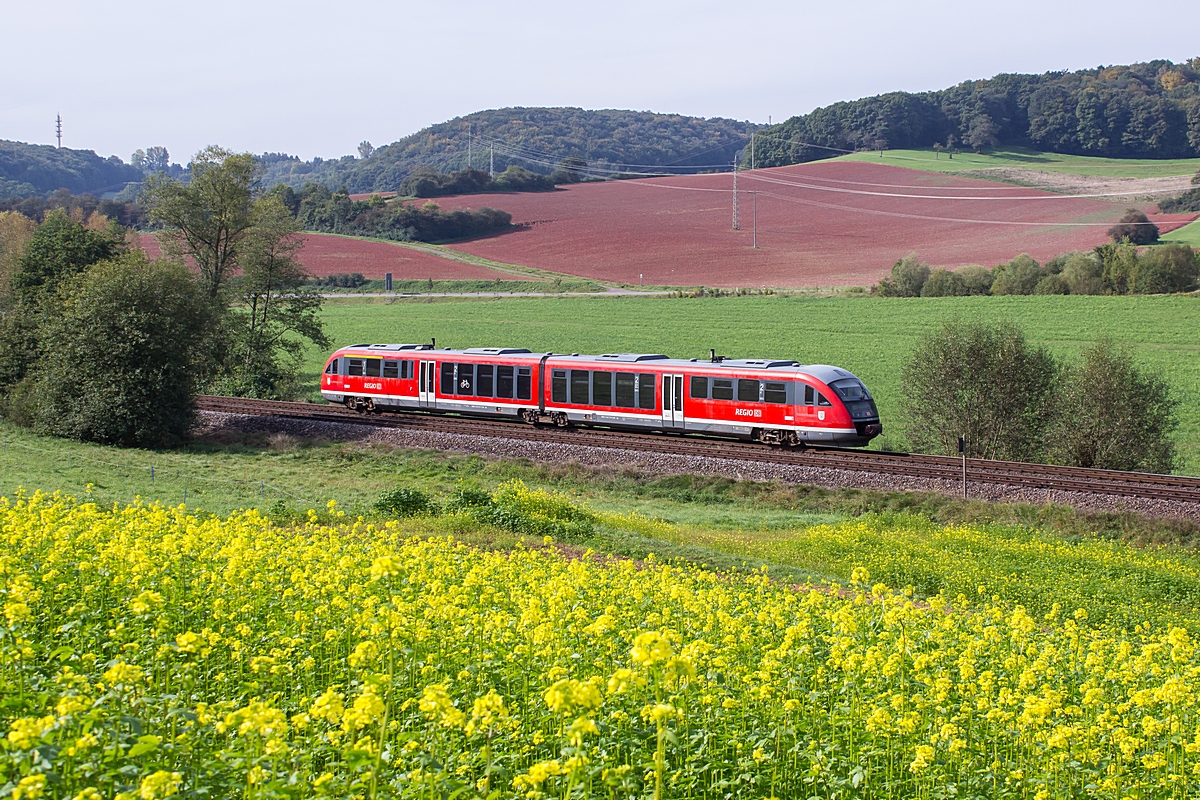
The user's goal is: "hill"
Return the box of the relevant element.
[754,58,1200,167]
[0,140,143,200]
[261,107,757,193]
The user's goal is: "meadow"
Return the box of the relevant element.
[308,294,1200,474]
[835,147,1200,179]
[4,487,1200,799]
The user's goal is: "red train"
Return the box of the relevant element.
[320,343,882,447]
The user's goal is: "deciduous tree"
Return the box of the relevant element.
[144,146,262,298]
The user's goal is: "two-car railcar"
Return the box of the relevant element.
[320,344,881,447]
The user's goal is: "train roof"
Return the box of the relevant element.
[332,345,861,384]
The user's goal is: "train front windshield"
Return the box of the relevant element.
[829,379,878,420]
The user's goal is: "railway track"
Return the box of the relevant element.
[197,396,1200,504]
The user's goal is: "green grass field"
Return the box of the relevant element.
[309,294,1200,473]
[836,146,1200,179]
[1160,218,1200,248]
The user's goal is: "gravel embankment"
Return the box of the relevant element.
[197,411,1200,520]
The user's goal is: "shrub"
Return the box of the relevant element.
[444,484,494,513]
[1107,208,1159,245]
[900,319,1057,461]
[1047,337,1178,473]
[1033,274,1070,294]
[1095,242,1140,294]
[373,487,437,517]
[990,254,1042,295]
[920,269,967,297]
[1060,252,1105,295]
[1157,187,1200,213]
[310,272,367,289]
[32,251,212,447]
[956,264,995,295]
[876,255,929,297]
[1134,244,1199,294]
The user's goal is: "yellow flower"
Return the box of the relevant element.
[342,684,386,732]
[910,744,935,772]
[631,631,673,668]
[369,555,402,581]
[102,661,145,687]
[13,774,46,800]
[7,716,56,749]
[138,771,182,799]
[544,678,602,716]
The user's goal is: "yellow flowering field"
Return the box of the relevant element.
[3,491,1200,799]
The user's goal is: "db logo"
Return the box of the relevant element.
[817,410,826,421]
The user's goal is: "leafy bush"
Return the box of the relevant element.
[956,265,994,295]
[876,255,929,297]
[309,272,366,289]
[1033,273,1070,294]
[1158,187,1200,213]
[1048,337,1178,472]
[1107,208,1159,245]
[1134,244,1199,294]
[900,319,1057,461]
[373,487,437,517]
[1060,252,1105,295]
[31,251,212,447]
[919,269,967,297]
[453,480,595,541]
[297,185,512,243]
[989,254,1043,295]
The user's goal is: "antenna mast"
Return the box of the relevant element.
[731,158,740,230]
[56,114,62,148]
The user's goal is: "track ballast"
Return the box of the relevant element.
[197,396,1200,504]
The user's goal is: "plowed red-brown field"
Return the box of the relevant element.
[424,162,1192,287]
[139,233,524,281]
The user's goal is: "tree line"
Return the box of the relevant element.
[753,58,1200,165]
[901,320,1178,473]
[0,147,329,447]
[400,160,587,198]
[270,183,513,242]
[879,243,1198,297]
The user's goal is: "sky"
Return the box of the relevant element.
[4,0,1199,165]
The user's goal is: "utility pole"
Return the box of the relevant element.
[489,144,494,178]
[468,123,472,168]
[752,192,758,248]
[731,158,740,231]
[56,114,62,148]
[750,132,755,171]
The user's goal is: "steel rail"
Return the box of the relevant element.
[196,396,1200,504]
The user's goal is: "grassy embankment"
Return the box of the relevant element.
[835,146,1200,179]
[309,294,1200,474]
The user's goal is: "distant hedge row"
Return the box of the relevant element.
[878,244,1198,298]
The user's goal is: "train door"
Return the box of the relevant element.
[661,374,685,429]
[418,360,436,408]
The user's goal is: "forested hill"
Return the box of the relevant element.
[261,108,757,192]
[0,140,143,200]
[754,59,1200,166]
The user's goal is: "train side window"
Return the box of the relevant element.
[764,381,787,404]
[348,359,365,377]
[804,384,815,406]
[497,366,515,398]
[324,360,337,375]
[365,359,382,378]
[690,375,708,399]
[477,364,494,397]
[571,370,590,405]
[817,391,832,407]
[440,362,454,394]
[737,378,759,402]
[637,373,656,409]
[552,370,568,403]
[383,360,399,379]
[592,371,612,405]
[615,372,635,407]
[458,364,476,395]
[401,360,413,380]
[712,379,734,400]
[516,367,532,400]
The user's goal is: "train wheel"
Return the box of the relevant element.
[552,412,569,427]
[521,410,540,425]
